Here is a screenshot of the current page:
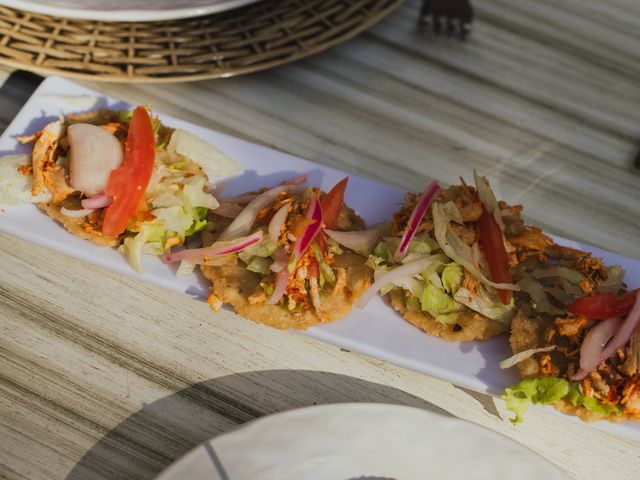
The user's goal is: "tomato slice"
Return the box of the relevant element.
[322,177,348,230]
[316,177,348,253]
[477,207,512,304]
[569,289,639,319]
[103,106,155,237]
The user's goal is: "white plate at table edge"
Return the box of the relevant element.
[0,0,261,22]
[1,76,638,440]
[154,403,570,480]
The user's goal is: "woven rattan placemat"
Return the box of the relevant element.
[0,0,401,82]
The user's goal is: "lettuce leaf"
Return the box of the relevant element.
[167,129,242,181]
[453,284,516,323]
[0,154,52,205]
[442,263,463,294]
[432,201,516,291]
[121,220,168,273]
[502,377,570,424]
[421,283,461,315]
[565,384,622,417]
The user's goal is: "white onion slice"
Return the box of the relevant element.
[572,317,623,381]
[499,346,556,370]
[355,254,448,309]
[324,229,380,256]
[219,185,304,241]
[268,204,290,242]
[81,193,113,209]
[163,230,263,263]
[61,207,95,218]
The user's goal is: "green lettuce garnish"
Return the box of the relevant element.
[503,377,570,424]
[453,284,516,323]
[503,377,623,424]
[565,384,622,416]
[421,284,460,315]
[442,263,463,294]
[246,256,271,275]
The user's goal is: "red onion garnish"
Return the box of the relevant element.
[572,317,623,381]
[266,266,289,305]
[265,248,290,305]
[163,230,263,263]
[268,204,290,242]
[324,229,380,256]
[292,194,323,261]
[394,181,441,261]
[81,193,113,210]
[595,294,640,367]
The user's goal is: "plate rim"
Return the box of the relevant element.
[0,0,262,22]
[155,402,570,480]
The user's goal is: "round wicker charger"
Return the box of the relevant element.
[0,0,401,82]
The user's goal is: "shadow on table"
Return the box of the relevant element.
[66,370,450,480]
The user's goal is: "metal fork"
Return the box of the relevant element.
[420,0,474,40]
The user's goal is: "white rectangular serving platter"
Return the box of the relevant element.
[1,76,639,440]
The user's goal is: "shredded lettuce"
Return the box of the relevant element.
[473,170,503,229]
[167,129,242,181]
[502,377,570,424]
[121,220,168,273]
[442,263,463,294]
[503,377,622,423]
[246,256,271,275]
[432,202,516,291]
[597,265,626,293]
[0,154,52,205]
[517,275,564,315]
[565,384,622,416]
[421,283,462,316]
[313,243,336,287]
[366,254,389,272]
[453,284,516,323]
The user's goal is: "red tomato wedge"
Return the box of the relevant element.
[322,177,348,230]
[477,207,512,305]
[569,289,639,319]
[103,106,155,237]
[316,177,349,253]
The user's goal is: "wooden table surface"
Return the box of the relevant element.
[1,1,639,479]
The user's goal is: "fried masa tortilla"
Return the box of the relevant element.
[202,249,371,330]
[389,289,509,341]
[38,196,121,247]
[200,196,372,330]
[510,311,640,422]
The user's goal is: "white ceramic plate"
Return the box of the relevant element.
[0,0,262,22]
[154,403,570,480]
[1,76,639,439]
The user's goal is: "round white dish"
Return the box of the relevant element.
[155,403,569,480]
[0,0,262,22]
